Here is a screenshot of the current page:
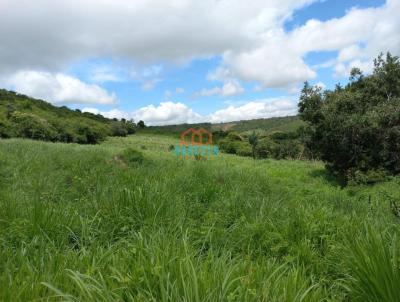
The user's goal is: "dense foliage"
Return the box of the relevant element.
[0,89,136,144]
[219,130,303,160]
[299,53,400,183]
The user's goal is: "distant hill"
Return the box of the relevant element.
[0,89,135,144]
[143,115,305,137]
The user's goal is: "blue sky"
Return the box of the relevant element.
[0,0,398,125]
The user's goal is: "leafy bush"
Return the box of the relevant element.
[219,131,302,160]
[10,111,57,141]
[299,53,400,181]
[236,144,253,157]
[118,148,144,165]
[219,139,239,154]
[76,125,107,144]
[255,138,273,158]
[347,168,389,185]
[271,140,302,160]
[0,120,13,138]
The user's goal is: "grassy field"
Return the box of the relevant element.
[1,134,400,301]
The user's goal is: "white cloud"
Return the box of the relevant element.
[334,60,374,78]
[196,80,244,97]
[176,87,185,94]
[84,98,297,125]
[3,70,117,104]
[141,79,162,91]
[0,0,315,74]
[83,107,129,119]
[89,66,124,83]
[130,64,163,91]
[0,0,398,104]
[213,0,400,88]
[133,102,203,125]
[315,81,326,90]
[209,99,297,123]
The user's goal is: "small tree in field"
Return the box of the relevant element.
[137,120,146,129]
[248,131,258,160]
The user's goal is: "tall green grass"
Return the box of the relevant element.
[0,136,400,301]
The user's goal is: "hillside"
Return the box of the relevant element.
[1,134,399,301]
[0,89,135,144]
[144,115,305,137]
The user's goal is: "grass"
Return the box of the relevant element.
[1,134,400,301]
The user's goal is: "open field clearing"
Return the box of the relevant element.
[1,134,400,301]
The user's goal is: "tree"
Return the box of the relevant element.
[248,131,258,160]
[137,120,146,129]
[110,122,128,137]
[298,52,400,183]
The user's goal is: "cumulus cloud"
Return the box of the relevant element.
[1,0,398,93]
[209,99,297,123]
[83,98,297,125]
[133,102,203,125]
[89,66,125,83]
[1,0,399,112]
[0,0,315,73]
[334,60,374,78]
[85,102,203,126]
[214,0,400,88]
[196,80,244,97]
[130,65,163,91]
[3,71,117,104]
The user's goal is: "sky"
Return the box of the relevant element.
[0,0,399,125]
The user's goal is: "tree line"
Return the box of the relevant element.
[0,90,146,144]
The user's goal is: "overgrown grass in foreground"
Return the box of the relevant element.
[1,135,400,301]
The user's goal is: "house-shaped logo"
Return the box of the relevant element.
[180,127,213,146]
[173,128,219,158]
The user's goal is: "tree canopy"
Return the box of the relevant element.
[299,53,400,183]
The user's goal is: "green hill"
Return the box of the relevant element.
[144,115,305,137]
[0,89,135,144]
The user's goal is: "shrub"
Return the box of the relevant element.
[119,148,144,165]
[255,138,274,159]
[219,140,238,154]
[347,168,389,185]
[270,131,298,141]
[0,120,13,138]
[226,132,243,141]
[76,125,107,144]
[271,140,302,160]
[110,122,128,137]
[10,111,57,141]
[236,144,253,157]
[219,132,246,154]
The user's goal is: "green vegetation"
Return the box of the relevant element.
[1,134,400,301]
[299,53,400,183]
[219,130,303,160]
[0,89,136,144]
[142,116,304,138]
